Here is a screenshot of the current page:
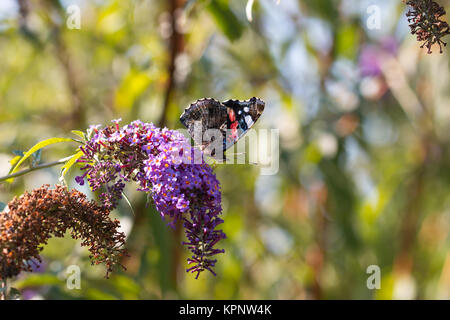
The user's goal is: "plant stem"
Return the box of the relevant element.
[158,0,185,128]
[0,158,70,183]
[1,279,6,300]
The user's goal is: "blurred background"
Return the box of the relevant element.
[1,0,450,299]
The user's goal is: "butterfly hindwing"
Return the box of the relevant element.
[180,98,228,152]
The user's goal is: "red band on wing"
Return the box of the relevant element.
[228,109,236,122]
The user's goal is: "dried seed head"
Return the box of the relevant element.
[406,0,450,53]
[0,185,127,280]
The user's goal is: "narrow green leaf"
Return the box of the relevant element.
[14,274,62,289]
[0,202,6,212]
[71,130,86,141]
[9,155,21,167]
[7,137,75,183]
[60,150,84,178]
[122,191,135,216]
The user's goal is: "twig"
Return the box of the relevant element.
[379,52,431,131]
[158,0,186,128]
[54,31,85,128]
[164,0,186,290]
[17,0,29,28]
[0,158,69,183]
[121,0,186,290]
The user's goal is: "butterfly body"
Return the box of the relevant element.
[180,97,265,157]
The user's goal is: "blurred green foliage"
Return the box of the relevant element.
[1,0,450,300]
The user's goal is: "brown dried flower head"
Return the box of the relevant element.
[0,185,127,280]
[406,0,450,53]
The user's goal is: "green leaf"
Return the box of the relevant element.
[7,137,75,183]
[60,150,84,178]
[111,275,140,299]
[9,155,21,167]
[14,274,62,289]
[121,191,135,216]
[302,0,339,25]
[71,130,86,141]
[0,202,6,212]
[335,24,360,59]
[85,288,118,300]
[207,0,244,41]
[115,69,151,110]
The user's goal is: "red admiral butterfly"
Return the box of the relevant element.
[180,97,265,158]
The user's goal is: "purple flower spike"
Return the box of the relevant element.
[75,120,226,278]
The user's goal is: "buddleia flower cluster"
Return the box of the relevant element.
[76,119,226,278]
[0,185,127,280]
[406,0,450,53]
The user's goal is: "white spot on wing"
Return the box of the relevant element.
[244,107,250,112]
[245,115,254,127]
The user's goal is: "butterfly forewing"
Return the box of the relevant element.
[222,98,265,150]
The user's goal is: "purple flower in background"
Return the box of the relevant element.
[22,289,39,300]
[75,119,226,278]
[359,46,383,77]
[358,37,399,77]
[380,37,398,55]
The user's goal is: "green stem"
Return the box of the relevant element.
[0,157,70,183]
[0,279,6,300]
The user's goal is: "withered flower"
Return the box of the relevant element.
[406,0,450,53]
[0,185,127,280]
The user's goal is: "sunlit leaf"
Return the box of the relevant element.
[115,69,151,110]
[9,155,22,167]
[71,130,86,141]
[7,137,75,183]
[14,274,62,289]
[60,150,85,178]
[336,24,360,59]
[85,288,118,300]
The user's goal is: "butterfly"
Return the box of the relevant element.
[180,97,265,159]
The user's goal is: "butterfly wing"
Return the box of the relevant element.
[180,97,265,156]
[222,97,265,150]
[180,98,228,152]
